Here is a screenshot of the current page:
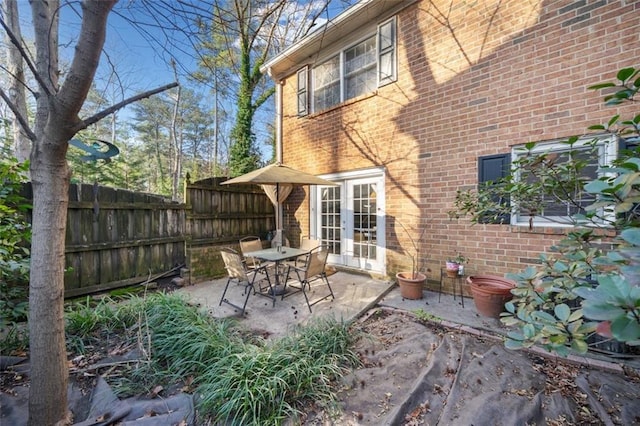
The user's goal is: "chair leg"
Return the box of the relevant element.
[303,273,335,313]
[300,279,312,313]
[254,266,273,295]
[220,276,253,315]
[282,266,308,301]
[322,273,335,300]
[219,277,234,306]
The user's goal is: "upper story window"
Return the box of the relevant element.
[313,56,340,112]
[510,135,617,227]
[344,35,377,100]
[299,17,397,116]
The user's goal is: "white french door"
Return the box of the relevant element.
[311,169,385,274]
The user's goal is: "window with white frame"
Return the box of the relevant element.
[510,135,617,226]
[378,18,396,85]
[345,35,377,100]
[305,17,397,114]
[313,55,340,112]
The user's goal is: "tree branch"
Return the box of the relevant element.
[0,86,37,141]
[72,82,179,133]
[0,12,51,97]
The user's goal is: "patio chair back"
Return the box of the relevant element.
[221,248,249,281]
[219,248,254,315]
[239,236,263,269]
[283,245,334,313]
[300,236,320,251]
[305,247,328,279]
[220,247,276,315]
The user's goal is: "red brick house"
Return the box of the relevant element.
[260,0,640,286]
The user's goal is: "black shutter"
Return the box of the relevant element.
[297,67,308,117]
[478,153,511,224]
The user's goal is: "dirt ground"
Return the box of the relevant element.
[2,303,640,425]
[301,308,640,425]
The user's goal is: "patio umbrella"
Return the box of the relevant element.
[222,162,337,231]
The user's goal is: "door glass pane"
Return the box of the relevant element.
[321,186,341,255]
[353,183,377,260]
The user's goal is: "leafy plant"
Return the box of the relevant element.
[0,324,29,356]
[414,308,442,323]
[451,66,640,354]
[0,158,31,327]
[446,253,467,264]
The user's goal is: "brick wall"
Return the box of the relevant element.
[278,0,640,282]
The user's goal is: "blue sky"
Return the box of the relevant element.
[14,0,355,160]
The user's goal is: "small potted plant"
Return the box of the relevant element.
[445,253,466,277]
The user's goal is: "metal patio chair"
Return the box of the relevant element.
[239,236,275,292]
[219,248,275,315]
[282,245,334,313]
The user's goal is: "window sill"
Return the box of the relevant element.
[509,224,616,237]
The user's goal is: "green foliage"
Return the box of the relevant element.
[0,324,29,355]
[199,317,359,424]
[63,293,359,424]
[451,66,640,355]
[450,135,602,226]
[414,308,442,323]
[0,158,31,326]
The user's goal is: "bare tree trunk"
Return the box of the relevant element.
[213,72,219,177]
[27,2,115,424]
[28,130,72,426]
[170,64,182,200]
[2,0,30,162]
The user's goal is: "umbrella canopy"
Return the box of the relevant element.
[221,163,337,186]
[222,163,337,230]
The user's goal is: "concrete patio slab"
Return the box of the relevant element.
[177,271,396,339]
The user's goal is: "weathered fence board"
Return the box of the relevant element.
[60,183,187,297]
[185,177,275,282]
[186,177,274,246]
[20,177,274,297]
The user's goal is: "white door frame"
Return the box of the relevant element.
[310,167,386,275]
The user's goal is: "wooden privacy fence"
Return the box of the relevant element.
[185,177,275,282]
[21,178,274,297]
[63,183,187,297]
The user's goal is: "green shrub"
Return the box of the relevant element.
[0,158,31,327]
[63,292,360,424]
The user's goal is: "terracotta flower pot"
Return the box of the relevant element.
[396,272,426,300]
[467,275,516,318]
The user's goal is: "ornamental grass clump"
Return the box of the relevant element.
[197,316,360,424]
[64,292,360,424]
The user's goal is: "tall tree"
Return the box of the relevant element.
[0,1,176,423]
[1,0,30,161]
[196,0,332,176]
[131,95,173,194]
